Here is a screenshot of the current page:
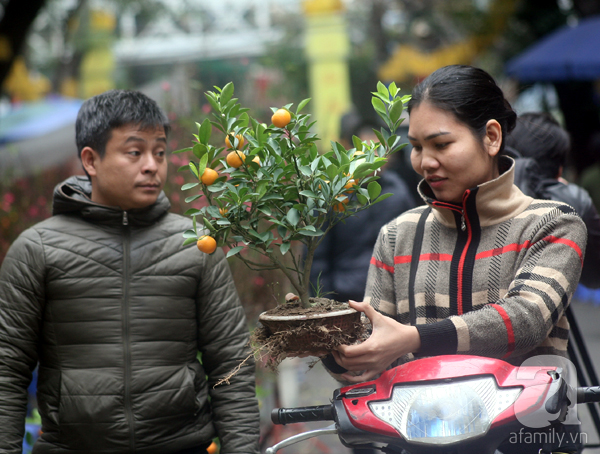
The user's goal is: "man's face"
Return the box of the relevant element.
[82,124,168,211]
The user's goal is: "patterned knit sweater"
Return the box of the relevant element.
[365,157,587,366]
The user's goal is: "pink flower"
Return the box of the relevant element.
[254,276,265,287]
[3,192,15,205]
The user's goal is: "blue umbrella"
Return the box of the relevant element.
[505,15,600,82]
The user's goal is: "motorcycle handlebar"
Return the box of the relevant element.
[271,404,335,425]
[577,386,600,404]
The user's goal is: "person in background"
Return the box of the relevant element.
[579,132,600,214]
[0,90,260,454]
[321,65,586,454]
[506,112,600,289]
[309,113,417,303]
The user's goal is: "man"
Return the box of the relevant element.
[0,90,259,453]
[506,112,600,289]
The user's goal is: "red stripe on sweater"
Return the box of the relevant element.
[490,304,515,358]
[476,236,582,265]
[543,235,583,264]
[475,241,532,259]
[370,257,395,274]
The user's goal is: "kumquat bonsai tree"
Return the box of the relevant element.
[175,81,409,363]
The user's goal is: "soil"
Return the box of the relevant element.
[251,297,367,370]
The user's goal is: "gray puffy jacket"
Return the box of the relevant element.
[0,176,259,454]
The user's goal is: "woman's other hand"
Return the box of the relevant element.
[332,300,421,383]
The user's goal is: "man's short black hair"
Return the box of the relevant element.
[506,112,570,179]
[75,89,170,159]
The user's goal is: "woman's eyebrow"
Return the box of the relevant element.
[407,131,450,141]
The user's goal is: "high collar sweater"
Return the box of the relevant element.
[365,156,587,366]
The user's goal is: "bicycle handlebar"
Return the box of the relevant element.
[271,404,335,425]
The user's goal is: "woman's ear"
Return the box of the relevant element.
[80,146,100,178]
[484,119,502,157]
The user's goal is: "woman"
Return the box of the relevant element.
[325,65,587,388]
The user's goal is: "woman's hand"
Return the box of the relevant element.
[332,300,421,383]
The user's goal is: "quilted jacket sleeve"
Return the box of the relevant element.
[0,229,45,454]
[195,247,259,454]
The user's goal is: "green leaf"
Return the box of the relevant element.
[280,242,291,255]
[389,100,404,126]
[377,81,389,99]
[173,147,192,154]
[202,217,216,232]
[367,181,382,200]
[371,97,387,116]
[388,81,398,97]
[374,193,393,203]
[352,135,364,151]
[258,206,272,216]
[199,119,212,145]
[192,143,207,159]
[356,193,368,205]
[205,93,220,113]
[220,82,234,105]
[184,208,202,216]
[183,229,197,238]
[182,182,199,191]
[197,153,208,179]
[182,237,198,247]
[326,164,338,181]
[296,98,311,114]
[185,194,202,203]
[226,246,244,258]
[299,190,317,198]
[286,208,300,226]
[298,228,323,237]
[189,161,198,178]
[239,112,250,128]
[299,166,312,177]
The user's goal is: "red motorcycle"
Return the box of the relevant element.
[267,355,600,454]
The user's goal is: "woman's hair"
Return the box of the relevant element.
[407,65,517,154]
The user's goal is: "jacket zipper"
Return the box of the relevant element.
[431,193,473,315]
[456,190,473,315]
[122,211,135,450]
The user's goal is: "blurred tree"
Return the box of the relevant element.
[0,0,47,89]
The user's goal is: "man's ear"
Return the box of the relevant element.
[80,146,100,177]
[484,119,502,157]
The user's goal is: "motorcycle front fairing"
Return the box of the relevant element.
[334,355,567,454]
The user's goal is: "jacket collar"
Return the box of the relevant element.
[52,175,171,227]
[417,156,533,228]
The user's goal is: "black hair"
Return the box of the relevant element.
[75,89,170,159]
[407,65,517,154]
[505,112,570,179]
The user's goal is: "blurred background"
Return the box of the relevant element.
[2,0,600,453]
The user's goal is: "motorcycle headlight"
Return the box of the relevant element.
[368,377,521,445]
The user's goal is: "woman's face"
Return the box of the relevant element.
[408,101,501,204]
